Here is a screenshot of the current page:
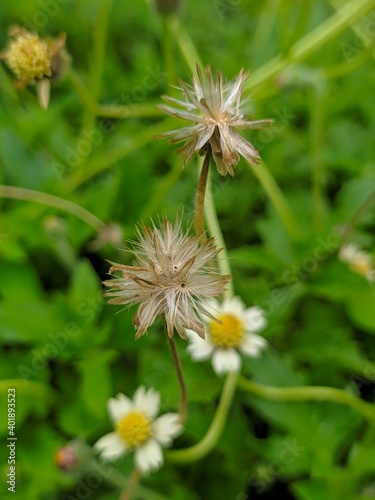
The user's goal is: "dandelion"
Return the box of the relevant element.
[186,296,267,375]
[1,26,69,108]
[339,243,375,282]
[104,218,230,339]
[94,387,182,474]
[157,66,272,176]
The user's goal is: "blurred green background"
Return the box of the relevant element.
[0,0,375,498]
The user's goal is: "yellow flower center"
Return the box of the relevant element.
[115,411,151,449]
[350,258,372,277]
[209,313,244,348]
[5,32,51,84]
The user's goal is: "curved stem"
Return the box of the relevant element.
[245,0,375,94]
[63,118,175,191]
[167,334,188,425]
[237,376,375,422]
[194,150,211,243]
[0,185,105,231]
[165,371,238,463]
[250,161,300,239]
[204,170,234,300]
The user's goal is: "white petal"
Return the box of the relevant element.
[152,413,182,446]
[134,438,163,474]
[198,299,220,320]
[133,386,160,419]
[239,333,267,357]
[108,393,133,422]
[244,306,267,332]
[212,349,242,375]
[220,296,245,316]
[94,432,127,461]
[186,330,214,361]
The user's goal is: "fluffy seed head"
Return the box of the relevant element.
[157,65,273,176]
[104,218,230,339]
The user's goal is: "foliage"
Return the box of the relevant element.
[0,0,375,499]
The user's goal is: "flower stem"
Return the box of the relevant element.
[165,371,238,463]
[167,334,188,425]
[0,185,105,231]
[249,161,300,240]
[237,376,375,422]
[203,169,234,300]
[245,0,375,94]
[120,468,141,500]
[194,150,211,244]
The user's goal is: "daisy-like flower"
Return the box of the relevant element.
[94,387,182,474]
[0,26,69,108]
[186,296,267,375]
[339,243,375,282]
[104,218,230,339]
[157,66,273,176]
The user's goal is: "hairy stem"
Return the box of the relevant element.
[194,150,211,243]
[237,377,375,422]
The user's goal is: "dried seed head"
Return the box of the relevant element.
[157,65,273,176]
[104,218,230,339]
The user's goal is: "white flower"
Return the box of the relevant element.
[157,66,273,176]
[186,296,267,375]
[94,387,182,474]
[339,243,375,282]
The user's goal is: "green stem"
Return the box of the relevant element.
[63,118,175,191]
[92,461,168,500]
[81,0,112,133]
[167,14,203,72]
[237,376,375,422]
[162,16,176,87]
[204,170,234,300]
[245,0,375,93]
[250,161,300,239]
[167,335,188,425]
[0,185,105,231]
[310,85,326,232]
[66,69,97,113]
[165,371,238,463]
[140,156,184,220]
[194,150,211,243]
[339,189,375,246]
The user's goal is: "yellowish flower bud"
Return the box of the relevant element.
[4,29,52,86]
